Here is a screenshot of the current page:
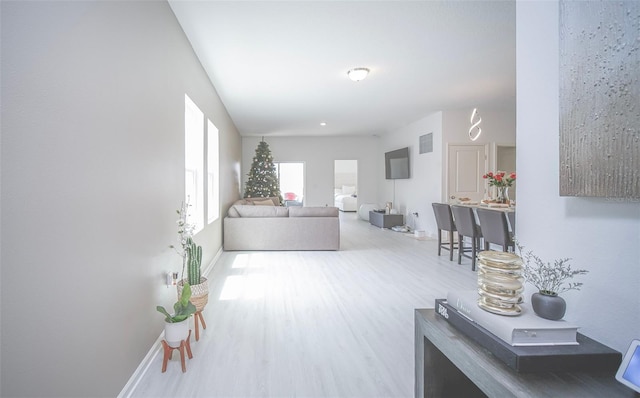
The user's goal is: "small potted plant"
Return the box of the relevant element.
[517,243,588,320]
[482,171,516,204]
[157,282,196,347]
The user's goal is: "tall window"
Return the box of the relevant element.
[275,162,305,205]
[184,94,204,232]
[207,120,220,223]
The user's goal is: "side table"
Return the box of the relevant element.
[369,211,404,229]
[415,309,633,397]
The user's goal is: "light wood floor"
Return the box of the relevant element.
[131,212,478,397]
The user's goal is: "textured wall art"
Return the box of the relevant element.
[559,1,640,198]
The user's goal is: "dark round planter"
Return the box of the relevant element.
[531,292,566,320]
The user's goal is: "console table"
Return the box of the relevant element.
[415,309,634,397]
[369,211,403,228]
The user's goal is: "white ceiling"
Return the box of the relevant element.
[169,1,516,137]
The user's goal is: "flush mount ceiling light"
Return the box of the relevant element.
[469,108,482,141]
[347,67,370,82]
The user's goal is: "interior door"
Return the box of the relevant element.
[447,144,488,202]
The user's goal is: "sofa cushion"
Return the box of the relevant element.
[231,205,289,218]
[227,206,241,217]
[289,207,339,217]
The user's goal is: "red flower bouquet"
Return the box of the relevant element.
[483,171,516,204]
[482,171,516,188]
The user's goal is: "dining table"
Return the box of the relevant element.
[451,200,516,238]
[453,200,515,212]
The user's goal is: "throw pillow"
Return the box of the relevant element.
[342,185,356,195]
[253,199,275,206]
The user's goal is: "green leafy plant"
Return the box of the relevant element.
[517,243,588,296]
[156,282,196,323]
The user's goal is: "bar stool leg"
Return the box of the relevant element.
[471,238,477,271]
[449,232,454,261]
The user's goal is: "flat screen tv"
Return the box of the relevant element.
[385,147,410,179]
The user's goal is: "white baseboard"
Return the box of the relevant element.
[118,247,222,398]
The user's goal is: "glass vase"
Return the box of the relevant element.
[497,186,509,204]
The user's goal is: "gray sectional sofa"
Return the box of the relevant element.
[223,198,340,251]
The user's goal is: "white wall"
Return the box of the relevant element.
[0,2,242,397]
[242,136,379,209]
[379,112,444,234]
[517,0,640,353]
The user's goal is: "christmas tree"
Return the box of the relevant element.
[244,140,283,204]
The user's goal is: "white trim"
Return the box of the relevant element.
[201,247,221,277]
[117,247,223,398]
[117,337,163,398]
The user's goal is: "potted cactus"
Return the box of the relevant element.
[170,201,209,341]
[163,201,209,342]
[172,201,209,312]
[177,237,208,312]
[157,282,196,347]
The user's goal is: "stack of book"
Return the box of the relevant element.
[447,289,578,346]
[436,292,622,373]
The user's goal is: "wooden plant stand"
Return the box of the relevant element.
[194,311,207,341]
[161,330,193,373]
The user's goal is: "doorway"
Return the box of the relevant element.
[334,160,358,212]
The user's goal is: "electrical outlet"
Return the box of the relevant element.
[166,271,178,286]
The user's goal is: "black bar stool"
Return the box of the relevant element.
[432,203,457,261]
[451,205,483,271]
[476,208,515,252]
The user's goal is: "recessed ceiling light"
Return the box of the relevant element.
[320,122,327,126]
[347,67,370,82]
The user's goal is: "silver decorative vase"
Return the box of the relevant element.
[477,251,524,316]
[531,292,566,320]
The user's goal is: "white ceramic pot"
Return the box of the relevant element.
[164,318,189,348]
